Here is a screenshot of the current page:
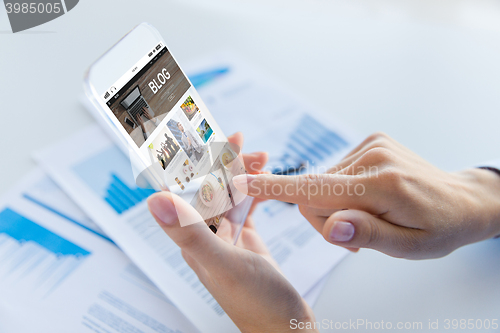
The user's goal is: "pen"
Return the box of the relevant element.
[272,162,306,176]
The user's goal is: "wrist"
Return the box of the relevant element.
[457,168,500,240]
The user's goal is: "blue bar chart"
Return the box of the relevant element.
[264,114,350,217]
[0,208,90,296]
[104,174,155,214]
[189,67,230,89]
[72,146,156,215]
[273,114,349,174]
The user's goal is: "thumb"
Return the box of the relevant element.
[147,191,232,269]
[322,209,423,259]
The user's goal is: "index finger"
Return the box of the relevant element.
[232,173,380,211]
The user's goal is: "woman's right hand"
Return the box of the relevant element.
[233,133,500,259]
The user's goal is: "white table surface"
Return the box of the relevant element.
[2,1,500,332]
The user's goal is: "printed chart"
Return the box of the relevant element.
[0,208,90,297]
[72,146,155,214]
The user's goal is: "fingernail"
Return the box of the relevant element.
[232,174,257,187]
[329,221,355,242]
[148,195,178,225]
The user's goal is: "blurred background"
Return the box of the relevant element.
[2,0,500,192]
[2,1,500,331]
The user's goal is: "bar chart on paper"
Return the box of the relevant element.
[263,114,350,218]
[188,64,350,173]
[189,67,230,89]
[72,146,155,214]
[0,208,90,297]
[273,114,349,173]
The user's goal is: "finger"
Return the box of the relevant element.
[298,205,359,252]
[227,133,269,173]
[301,206,343,217]
[227,132,243,144]
[241,152,269,174]
[232,173,382,213]
[326,140,388,175]
[181,250,211,285]
[232,152,269,214]
[322,209,424,259]
[340,132,393,161]
[298,204,328,234]
[242,214,256,229]
[326,132,402,175]
[147,191,232,269]
[215,217,235,244]
[181,250,203,274]
[345,247,360,253]
[330,135,416,177]
[334,148,386,176]
[227,132,269,178]
[247,197,265,215]
[227,132,244,155]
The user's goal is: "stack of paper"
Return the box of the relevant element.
[0,53,360,332]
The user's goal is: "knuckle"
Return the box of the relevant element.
[366,131,390,143]
[364,218,382,247]
[355,147,395,170]
[368,146,394,161]
[300,173,323,183]
[299,174,327,196]
[326,164,342,174]
[377,167,411,197]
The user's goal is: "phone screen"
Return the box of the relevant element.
[97,41,247,232]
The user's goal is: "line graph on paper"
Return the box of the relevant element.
[0,208,90,297]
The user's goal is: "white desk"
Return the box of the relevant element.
[2,1,500,331]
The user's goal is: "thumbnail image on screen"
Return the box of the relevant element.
[180,95,199,121]
[196,119,214,143]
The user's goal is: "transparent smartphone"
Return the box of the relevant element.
[84,23,250,243]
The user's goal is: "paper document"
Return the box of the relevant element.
[35,52,359,332]
[36,127,238,332]
[0,169,197,333]
[183,51,360,171]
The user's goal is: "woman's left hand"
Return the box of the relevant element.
[147,133,317,333]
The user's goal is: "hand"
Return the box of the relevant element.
[232,132,500,259]
[148,133,317,333]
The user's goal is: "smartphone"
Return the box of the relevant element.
[84,23,250,241]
